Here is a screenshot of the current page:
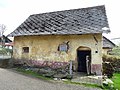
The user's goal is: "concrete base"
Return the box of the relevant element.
[72,72,102,85]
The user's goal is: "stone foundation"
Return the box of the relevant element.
[13,59,69,69]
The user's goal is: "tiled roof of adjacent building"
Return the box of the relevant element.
[103,36,116,49]
[8,5,109,37]
[0,35,12,43]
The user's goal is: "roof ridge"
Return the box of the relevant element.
[31,5,105,16]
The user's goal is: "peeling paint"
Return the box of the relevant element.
[13,34,103,73]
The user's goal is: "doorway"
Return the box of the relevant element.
[77,46,91,73]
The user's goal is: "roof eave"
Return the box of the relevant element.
[7,32,103,37]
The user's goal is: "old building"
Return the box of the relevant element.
[0,35,12,47]
[103,36,116,55]
[8,5,109,75]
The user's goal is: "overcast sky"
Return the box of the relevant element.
[0,0,120,42]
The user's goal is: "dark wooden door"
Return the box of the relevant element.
[77,50,91,72]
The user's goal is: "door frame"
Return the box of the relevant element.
[77,46,91,74]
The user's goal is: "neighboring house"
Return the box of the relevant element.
[0,35,13,48]
[103,36,116,55]
[0,35,13,58]
[8,5,109,75]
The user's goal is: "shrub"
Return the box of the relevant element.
[102,55,120,78]
[102,62,114,78]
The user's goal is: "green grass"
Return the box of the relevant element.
[16,68,52,81]
[112,73,120,90]
[102,73,120,90]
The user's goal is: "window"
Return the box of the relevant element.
[58,43,68,52]
[22,47,29,53]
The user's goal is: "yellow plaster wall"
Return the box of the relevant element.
[13,34,102,65]
[102,49,108,55]
[102,48,111,55]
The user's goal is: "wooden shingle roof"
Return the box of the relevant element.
[8,5,109,37]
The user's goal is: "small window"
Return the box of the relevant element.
[22,47,29,53]
[58,43,68,52]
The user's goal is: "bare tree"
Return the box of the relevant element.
[0,24,6,47]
